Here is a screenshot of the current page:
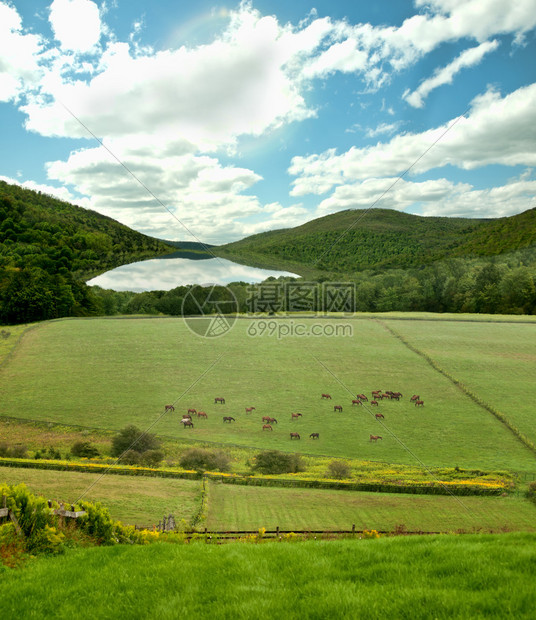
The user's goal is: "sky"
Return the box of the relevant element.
[1,0,535,245]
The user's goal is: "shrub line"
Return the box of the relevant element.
[0,457,505,496]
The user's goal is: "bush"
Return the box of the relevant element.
[0,443,27,458]
[71,441,100,458]
[120,450,141,465]
[111,425,161,458]
[140,449,164,468]
[326,460,351,480]
[179,448,231,472]
[251,450,305,475]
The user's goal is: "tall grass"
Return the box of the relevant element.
[1,534,535,618]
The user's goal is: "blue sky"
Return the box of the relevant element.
[1,0,535,244]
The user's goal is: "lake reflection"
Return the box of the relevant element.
[87,256,299,292]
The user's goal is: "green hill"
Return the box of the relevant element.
[0,180,174,323]
[216,208,536,275]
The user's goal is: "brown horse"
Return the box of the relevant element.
[183,413,192,420]
[214,397,225,404]
[370,400,379,406]
[321,393,332,400]
[357,394,368,401]
[334,405,342,412]
[245,407,256,414]
[290,432,300,440]
[262,416,277,424]
[410,395,420,401]
[197,411,207,418]
[223,416,235,422]
[310,432,319,439]
[262,424,273,431]
[369,434,382,442]
[164,404,175,412]
[187,408,197,415]
[415,400,424,407]
[181,419,194,428]
[291,412,303,419]
[375,413,385,420]
[351,399,362,406]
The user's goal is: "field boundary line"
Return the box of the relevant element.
[377,320,536,458]
[0,321,45,371]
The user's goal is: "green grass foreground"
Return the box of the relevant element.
[1,534,535,619]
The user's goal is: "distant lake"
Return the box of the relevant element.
[86,254,299,292]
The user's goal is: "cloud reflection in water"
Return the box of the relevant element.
[87,257,298,292]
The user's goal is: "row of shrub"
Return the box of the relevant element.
[382,322,536,456]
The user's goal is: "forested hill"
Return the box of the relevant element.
[0,180,174,323]
[216,208,536,274]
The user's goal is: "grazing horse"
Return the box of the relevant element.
[321,393,332,400]
[410,395,420,402]
[181,419,194,428]
[369,434,382,442]
[372,390,382,397]
[352,399,362,406]
[197,411,207,418]
[164,404,175,412]
[187,408,197,415]
[262,424,273,431]
[214,397,225,404]
[310,433,319,440]
[291,412,303,419]
[245,407,256,414]
[183,413,192,420]
[415,400,424,407]
[392,392,403,399]
[381,393,391,400]
[370,400,379,407]
[334,405,342,412]
[223,416,235,422]
[358,394,368,402]
[290,432,300,440]
[263,416,277,424]
[375,413,385,420]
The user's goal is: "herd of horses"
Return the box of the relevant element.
[166,389,423,441]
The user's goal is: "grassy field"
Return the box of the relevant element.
[0,316,535,473]
[1,534,535,618]
[384,318,536,446]
[206,480,536,533]
[0,467,200,526]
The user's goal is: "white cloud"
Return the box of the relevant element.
[403,40,499,107]
[49,0,102,53]
[365,122,401,138]
[0,2,43,101]
[290,83,536,195]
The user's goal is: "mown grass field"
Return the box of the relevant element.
[206,480,536,532]
[0,466,200,526]
[1,534,535,619]
[0,315,535,473]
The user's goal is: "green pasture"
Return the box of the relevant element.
[385,318,536,446]
[206,480,536,533]
[1,534,535,619]
[0,466,200,526]
[0,316,535,472]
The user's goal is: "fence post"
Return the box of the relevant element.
[352,524,355,535]
[276,526,279,537]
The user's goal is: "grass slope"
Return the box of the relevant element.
[216,207,536,273]
[1,534,535,618]
[0,316,535,472]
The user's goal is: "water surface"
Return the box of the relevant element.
[87,255,298,292]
